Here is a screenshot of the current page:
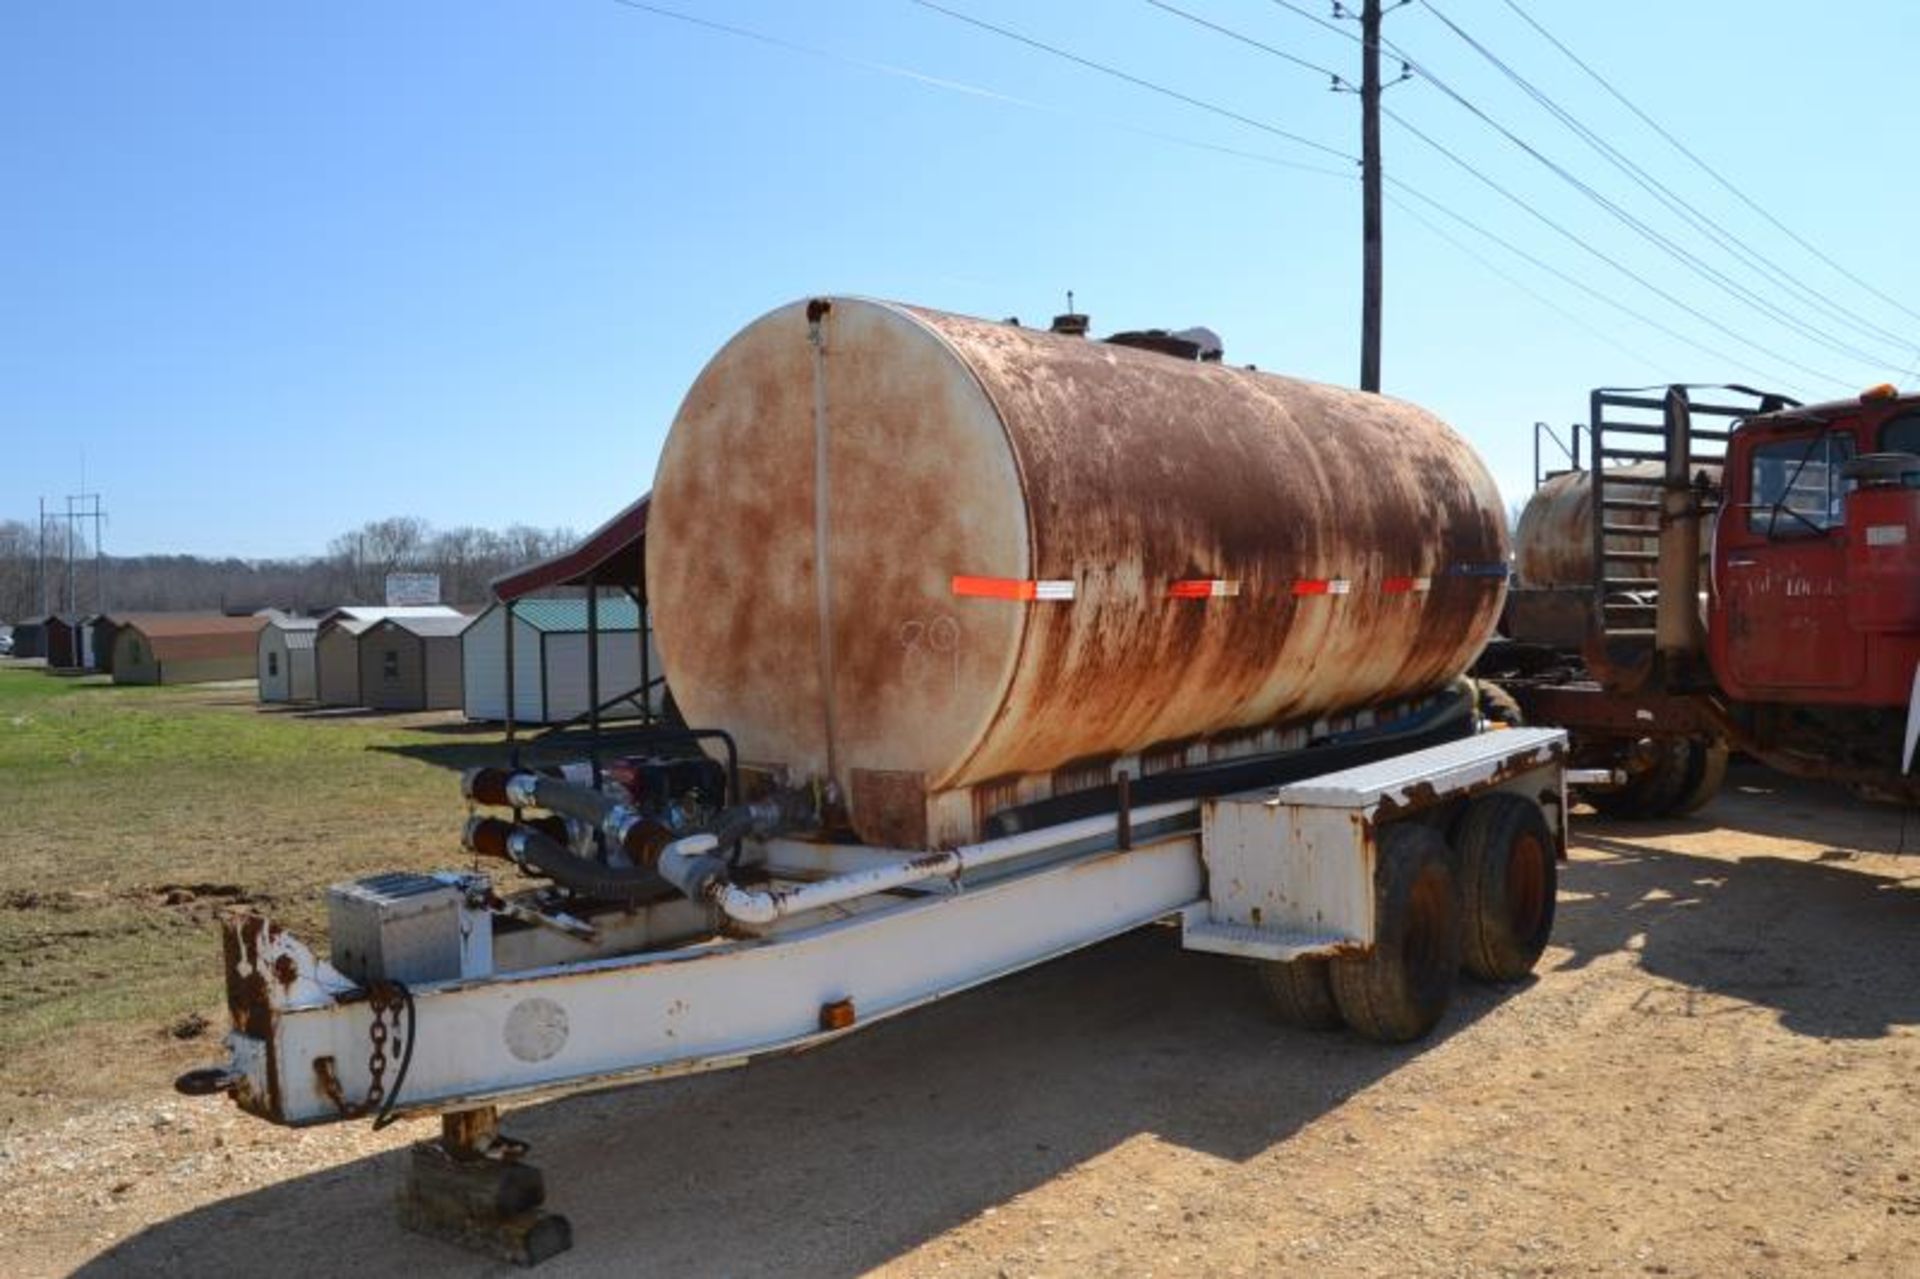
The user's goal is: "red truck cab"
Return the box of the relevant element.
[1710,388,1920,708]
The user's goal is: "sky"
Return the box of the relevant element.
[4,0,1918,558]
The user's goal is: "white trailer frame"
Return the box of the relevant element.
[204,727,1566,1129]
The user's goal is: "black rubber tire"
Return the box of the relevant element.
[1586,738,1689,819]
[1587,737,1724,819]
[1255,956,1344,1030]
[1453,793,1557,983]
[1667,739,1729,817]
[1476,681,1524,727]
[1330,823,1464,1043]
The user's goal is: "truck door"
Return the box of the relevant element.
[1721,429,1863,691]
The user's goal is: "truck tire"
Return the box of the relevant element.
[1330,823,1463,1043]
[1452,794,1557,982]
[1476,681,1524,727]
[1667,739,1728,816]
[1587,738,1722,819]
[1587,738,1687,818]
[1255,957,1344,1030]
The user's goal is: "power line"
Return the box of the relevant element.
[1384,179,1807,395]
[1498,0,1920,329]
[602,0,1355,180]
[1381,104,1848,388]
[1420,2,1913,364]
[1351,22,1885,376]
[1181,1,1856,386]
[1386,191,1662,373]
[610,0,1818,394]
[910,0,1356,163]
[1268,0,1894,373]
[1144,0,1345,86]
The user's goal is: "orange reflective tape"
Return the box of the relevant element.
[1168,579,1241,599]
[951,576,1075,601]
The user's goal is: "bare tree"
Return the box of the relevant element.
[1,513,577,621]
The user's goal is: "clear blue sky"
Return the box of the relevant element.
[5,1,1916,557]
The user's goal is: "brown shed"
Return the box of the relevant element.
[315,617,373,706]
[43,615,82,670]
[110,614,268,685]
[357,615,469,711]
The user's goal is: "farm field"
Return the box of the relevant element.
[2,665,1918,1276]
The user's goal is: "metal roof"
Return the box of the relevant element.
[321,605,464,624]
[488,597,643,633]
[491,494,648,603]
[372,614,472,640]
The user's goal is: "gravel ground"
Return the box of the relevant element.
[5,765,1917,1278]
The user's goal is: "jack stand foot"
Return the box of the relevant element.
[396,1106,572,1266]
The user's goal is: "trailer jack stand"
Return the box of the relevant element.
[396,1107,572,1266]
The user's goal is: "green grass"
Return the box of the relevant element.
[0,666,512,1120]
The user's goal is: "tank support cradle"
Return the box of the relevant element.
[395,1106,573,1267]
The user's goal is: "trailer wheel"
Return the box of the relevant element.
[1452,794,1557,982]
[1330,823,1463,1043]
[1255,957,1344,1030]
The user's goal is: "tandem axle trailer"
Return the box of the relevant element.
[180,724,1566,1264]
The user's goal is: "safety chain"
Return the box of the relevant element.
[364,983,405,1115]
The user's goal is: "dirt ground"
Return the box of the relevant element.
[4,764,1918,1277]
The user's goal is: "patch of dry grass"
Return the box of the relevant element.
[0,669,509,1123]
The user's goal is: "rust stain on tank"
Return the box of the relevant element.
[1514,463,1720,589]
[649,298,1510,845]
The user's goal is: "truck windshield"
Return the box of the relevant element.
[1880,411,1920,454]
[1747,432,1854,535]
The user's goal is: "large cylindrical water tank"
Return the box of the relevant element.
[647,298,1508,844]
[1513,463,1663,589]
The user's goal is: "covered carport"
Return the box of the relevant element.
[488,493,661,745]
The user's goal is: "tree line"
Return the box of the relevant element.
[0,516,577,622]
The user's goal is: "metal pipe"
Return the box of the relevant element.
[684,799,1200,927]
[1656,385,1705,662]
[504,599,519,770]
[586,577,601,787]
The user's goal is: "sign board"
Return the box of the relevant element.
[385,572,442,607]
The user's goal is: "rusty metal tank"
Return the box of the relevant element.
[1514,464,1663,589]
[646,297,1510,845]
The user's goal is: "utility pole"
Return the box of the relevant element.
[1359,0,1383,393]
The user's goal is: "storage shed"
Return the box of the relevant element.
[358,615,470,711]
[258,617,320,703]
[315,617,373,706]
[43,616,82,670]
[110,614,269,685]
[462,597,661,724]
[87,616,123,673]
[9,617,50,660]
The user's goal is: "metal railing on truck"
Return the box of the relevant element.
[1586,384,1793,645]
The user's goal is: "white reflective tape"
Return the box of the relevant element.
[1327,579,1352,595]
[1032,580,1076,601]
[1867,524,1909,547]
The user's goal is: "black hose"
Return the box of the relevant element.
[508,824,690,901]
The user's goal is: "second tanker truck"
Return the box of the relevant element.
[176,297,1566,1262]
[1478,383,1920,815]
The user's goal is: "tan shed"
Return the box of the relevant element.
[315,618,372,706]
[357,615,469,711]
[110,614,268,685]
